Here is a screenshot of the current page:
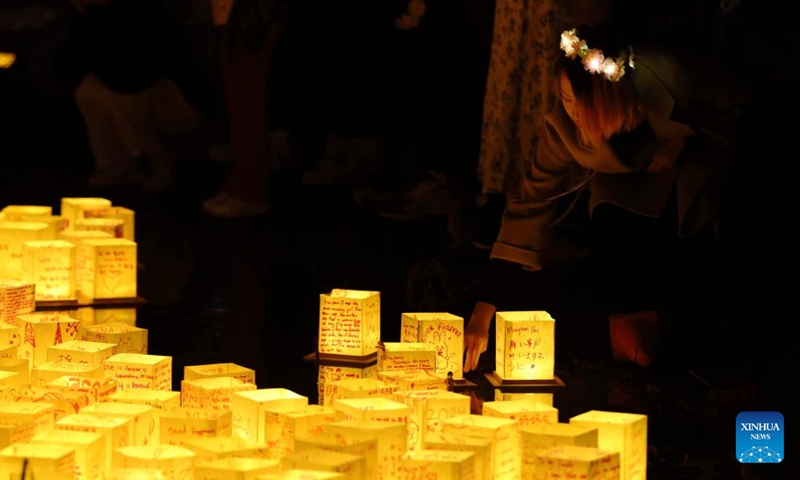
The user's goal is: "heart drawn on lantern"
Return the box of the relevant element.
[103,272,122,292]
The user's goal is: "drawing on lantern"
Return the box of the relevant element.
[432,332,449,371]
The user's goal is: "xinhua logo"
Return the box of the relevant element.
[736,411,784,463]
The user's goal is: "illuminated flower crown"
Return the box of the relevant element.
[560,29,634,82]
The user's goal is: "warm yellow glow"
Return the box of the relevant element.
[378,342,436,373]
[0,222,51,279]
[79,323,148,354]
[0,401,55,434]
[263,405,339,459]
[180,435,269,463]
[60,198,112,230]
[47,376,118,404]
[520,422,599,462]
[0,53,15,69]
[80,402,158,447]
[326,378,396,407]
[105,469,168,480]
[494,391,554,406]
[1,205,52,218]
[14,387,91,421]
[332,397,411,425]
[30,429,105,480]
[194,457,280,478]
[183,362,255,385]
[282,448,367,478]
[77,238,137,299]
[400,449,476,479]
[22,239,76,301]
[32,361,104,387]
[0,358,28,389]
[103,353,172,391]
[112,445,195,476]
[327,420,407,480]
[46,339,117,364]
[16,313,81,368]
[81,206,135,241]
[393,390,471,450]
[75,218,125,238]
[72,307,137,326]
[107,389,181,411]
[482,400,558,427]
[180,376,256,411]
[570,410,648,480]
[261,471,345,479]
[231,388,308,442]
[377,369,448,392]
[425,433,493,480]
[318,289,380,356]
[318,363,377,407]
[0,278,35,325]
[0,442,75,477]
[158,408,232,446]
[495,311,556,380]
[441,414,520,480]
[295,431,378,479]
[401,312,464,379]
[535,445,621,478]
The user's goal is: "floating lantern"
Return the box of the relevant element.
[570,410,647,480]
[78,323,147,354]
[532,445,620,479]
[0,222,51,279]
[424,433,493,480]
[332,398,411,425]
[294,431,379,480]
[77,238,137,300]
[399,450,476,479]
[326,419,408,480]
[263,405,339,459]
[0,420,35,449]
[318,289,380,358]
[231,388,308,442]
[14,388,91,421]
[75,218,125,239]
[520,422,598,475]
[72,307,137,327]
[378,369,448,392]
[495,311,555,380]
[46,376,118,404]
[392,390,471,450]
[60,198,112,230]
[317,361,378,407]
[325,378,396,408]
[482,400,559,427]
[107,389,181,411]
[0,401,55,434]
[80,402,158,446]
[493,391,554,407]
[378,342,436,373]
[46,340,117,365]
[16,313,81,368]
[0,278,35,325]
[0,442,75,478]
[1,205,52,219]
[0,323,21,349]
[441,414,520,480]
[112,445,196,478]
[181,377,257,412]
[21,240,76,302]
[0,359,28,390]
[105,469,167,480]
[103,353,172,391]
[184,363,255,385]
[33,362,104,387]
[81,206,135,241]
[194,457,280,479]
[282,448,366,479]
[261,471,344,479]
[30,430,105,480]
[159,408,232,446]
[181,436,269,463]
[401,312,464,378]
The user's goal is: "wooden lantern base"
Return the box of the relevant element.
[36,296,147,310]
[485,372,565,393]
[303,351,378,368]
[448,378,478,393]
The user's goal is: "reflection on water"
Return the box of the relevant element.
[44,307,137,327]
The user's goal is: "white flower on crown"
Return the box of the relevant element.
[583,49,605,74]
[560,28,634,82]
[560,29,586,59]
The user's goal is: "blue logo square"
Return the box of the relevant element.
[736,411,784,463]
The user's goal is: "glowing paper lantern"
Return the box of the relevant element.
[325,378,396,407]
[61,197,112,230]
[281,448,366,479]
[231,388,308,442]
[159,408,233,446]
[263,405,339,459]
[392,390,471,451]
[113,445,196,480]
[181,436,269,463]
[78,323,147,354]
[104,353,172,390]
[377,342,436,373]
[1,205,52,219]
[0,278,35,325]
[0,346,16,362]
[81,206,135,241]
[533,445,621,479]
[494,311,555,381]
[400,450,476,479]
[46,340,117,364]
[75,218,125,238]
[0,442,76,478]
[195,457,280,479]
[294,431,378,480]
[108,389,181,410]
[332,398,411,425]
[181,377,257,411]
[378,369,448,392]
[33,362,104,387]
[72,307,137,326]
[424,433,493,480]
[482,400,558,427]
[401,312,464,379]
[105,469,167,480]
[16,313,81,367]
[80,402,158,446]
[21,240,76,302]
[77,238,137,300]
[31,429,106,480]
[0,222,51,279]
[47,376,118,404]
[0,401,55,433]
[260,471,344,479]
[318,289,380,357]
[441,414,520,480]
[0,358,28,389]
[318,363,377,407]
[184,362,255,385]
[493,391,554,406]
[0,323,23,350]
[569,410,647,480]
[327,419,407,480]
[0,419,35,448]
[59,229,114,244]
[56,413,133,469]
[520,423,598,476]
[14,387,91,420]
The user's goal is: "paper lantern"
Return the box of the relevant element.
[294,431,379,480]
[493,391,554,407]
[56,413,133,469]
[378,369,448,392]
[332,398,411,425]
[78,323,147,354]
[424,433,493,480]
[181,377,257,411]
[0,358,28,389]
[441,414,520,480]
[0,346,17,362]
[533,445,621,479]
[58,230,112,291]
[113,445,196,480]
[317,362,377,407]
[14,387,91,420]
[0,401,55,434]
[0,222,51,279]
[75,218,125,238]
[47,340,117,364]
[326,419,408,480]
[325,378,396,408]
[16,313,81,367]
[181,436,269,463]
[281,448,366,479]
[520,422,598,475]
[569,410,647,480]
[0,278,35,325]
[260,471,344,479]
[184,362,255,385]
[262,405,339,459]
[400,449,476,479]
[104,353,172,390]
[33,362,104,387]
[401,312,464,379]
[107,389,181,410]
[72,307,137,326]
[81,206,135,241]
[60,198,112,230]
[231,388,308,442]
[1,205,52,219]
[0,370,20,391]
[392,390,471,451]
[104,468,167,480]
[159,408,232,446]
[318,289,380,357]
[482,400,559,427]
[20,240,76,301]
[495,311,555,380]
[46,375,118,403]
[0,420,35,449]
[0,442,76,478]
[31,429,106,480]
[195,457,280,479]
[80,402,158,446]
[377,342,436,373]
[77,238,137,299]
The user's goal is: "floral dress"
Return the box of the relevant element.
[478,0,611,195]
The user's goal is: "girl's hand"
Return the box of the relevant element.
[647,136,686,174]
[464,302,496,373]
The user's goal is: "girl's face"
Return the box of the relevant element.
[560,71,581,128]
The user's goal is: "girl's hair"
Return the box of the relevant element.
[553,24,645,145]
[226,0,287,53]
